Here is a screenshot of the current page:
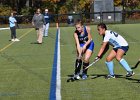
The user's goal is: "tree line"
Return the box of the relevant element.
[0,0,140,16]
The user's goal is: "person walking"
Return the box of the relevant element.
[32,8,45,44]
[43,8,50,37]
[9,12,20,42]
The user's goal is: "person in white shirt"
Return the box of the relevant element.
[95,23,134,79]
[9,12,20,42]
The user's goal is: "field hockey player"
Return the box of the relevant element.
[95,23,134,79]
[73,20,94,80]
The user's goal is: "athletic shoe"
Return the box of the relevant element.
[106,74,115,79]
[43,35,48,37]
[74,74,80,80]
[14,38,20,41]
[126,71,135,77]
[11,39,15,42]
[82,74,88,80]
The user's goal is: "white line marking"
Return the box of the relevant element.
[0,29,33,52]
[0,27,10,30]
[56,28,61,100]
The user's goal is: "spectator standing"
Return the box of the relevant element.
[9,12,20,42]
[43,8,50,37]
[32,8,45,44]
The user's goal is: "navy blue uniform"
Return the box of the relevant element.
[75,26,94,51]
[44,13,50,24]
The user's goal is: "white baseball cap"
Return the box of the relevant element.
[45,9,48,12]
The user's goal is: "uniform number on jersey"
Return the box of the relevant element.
[110,31,118,37]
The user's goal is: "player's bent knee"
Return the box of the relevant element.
[116,57,122,61]
[106,57,112,62]
[83,57,90,63]
[84,59,89,63]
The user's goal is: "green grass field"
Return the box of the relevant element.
[0,24,140,100]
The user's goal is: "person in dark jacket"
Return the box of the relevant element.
[43,8,50,37]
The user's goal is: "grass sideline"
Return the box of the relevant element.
[0,28,56,100]
[0,24,140,100]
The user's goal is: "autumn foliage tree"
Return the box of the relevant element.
[114,0,122,6]
[114,0,140,10]
[125,0,140,10]
[0,0,140,15]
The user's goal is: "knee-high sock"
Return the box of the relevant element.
[105,61,114,75]
[82,62,89,75]
[75,59,82,75]
[119,59,132,72]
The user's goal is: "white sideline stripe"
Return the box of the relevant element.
[56,28,61,100]
[0,27,10,30]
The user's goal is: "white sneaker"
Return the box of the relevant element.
[11,39,15,42]
[74,74,80,80]
[106,74,115,79]
[14,38,20,41]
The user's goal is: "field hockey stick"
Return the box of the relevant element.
[67,76,76,82]
[84,58,100,70]
[131,59,140,69]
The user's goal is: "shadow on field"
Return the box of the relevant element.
[112,74,140,83]
[30,42,44,44]
[67,74,74,77]
[90,74,135,80]
[67,74,90,78]
[67,74,124,79]
[67,74,140,83]
[90,74,107,79]
[125,77,140,83]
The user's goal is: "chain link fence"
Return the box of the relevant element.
[0,10,140,28]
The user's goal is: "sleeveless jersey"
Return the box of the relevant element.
[103,30,128,48]
[75,26,88,44]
